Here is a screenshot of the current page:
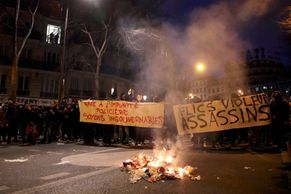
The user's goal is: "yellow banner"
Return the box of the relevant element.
[78,100,164,128]
[173,93,272,135]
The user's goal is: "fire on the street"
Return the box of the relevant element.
[121,148,201,183]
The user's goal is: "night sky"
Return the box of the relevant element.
[2,0,289,70]
[162,0,291,70]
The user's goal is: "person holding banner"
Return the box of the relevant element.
[135,95,146,146]
[118,93,130,145]
[45,101,59,143]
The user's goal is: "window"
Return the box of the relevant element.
[18,77,24,91]
[46,24,61,44]
[45,51,58,65]
[0,74,6,94]
[47,52,51,64]
[1,15,13,26]
[20,48,31,59]
[70,78,79,90]
[83,79,93,91]
[18,76,29,91]
[45,79,49,91]
[0,74,6,88]
[17,76,30,95]
[70,77,80,95]
[0,45,9,57]
[41,78,57,97]
[52,53,56,64]
[50,80,55,93]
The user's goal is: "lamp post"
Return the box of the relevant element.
[58,5,68,106]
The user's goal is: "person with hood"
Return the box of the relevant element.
[270,91,289,150]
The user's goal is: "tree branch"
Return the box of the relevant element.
[99,21,109,57]
[81,25,99,57]
[14,0,20,57]
[17,0,39,58]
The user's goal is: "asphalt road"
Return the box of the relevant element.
[0,143,290,194]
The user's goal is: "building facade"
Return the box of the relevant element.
[188,48,290,101]
[190,76,224,101]
[0,2,137,104]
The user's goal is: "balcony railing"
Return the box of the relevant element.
[0,88,6,94]
[69,89,81,96]
[17,90,30,96]
[40,92,58,99]
[82,90,94,97]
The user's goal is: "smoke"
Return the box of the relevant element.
[117,0,275,149]
[119,0,275,97]
[236,0,275,21]
[118,18,177,101]
[174,0,275,76]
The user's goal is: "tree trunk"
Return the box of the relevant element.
[10,0,38,103]
[94,57,101,98]
[10,57,18,102]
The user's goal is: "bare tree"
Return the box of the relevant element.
[69,0,167,98]
[81,20,110,98]
[10,0,39,102]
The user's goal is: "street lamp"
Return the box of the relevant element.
[191,62,206,101]
[195,62,206,73]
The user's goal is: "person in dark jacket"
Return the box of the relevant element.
[270,91,289,150]
[18,104,32,144]
[0,104,8,143]
[46,101,59,143]
[61,106,72,141]
[6,100,18,144]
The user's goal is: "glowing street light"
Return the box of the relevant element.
[143,95,147,101]
[110,87,115,95]
[188,93,194,99]
[237,89,244,96]
[195,62,206,73]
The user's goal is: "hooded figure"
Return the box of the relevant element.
[270,91,289,149]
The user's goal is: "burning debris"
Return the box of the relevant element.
[121,148,200,183]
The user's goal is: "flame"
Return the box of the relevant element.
[122,147,200,183]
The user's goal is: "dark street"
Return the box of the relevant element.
[0,0,291,193]
[0,143,290,194]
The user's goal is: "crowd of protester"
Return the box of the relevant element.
[0,93,163,146]
[0,91,290,150]
[189,91,290,151]
[0,99,79,145]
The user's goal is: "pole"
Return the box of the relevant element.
[58,7,68,106]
